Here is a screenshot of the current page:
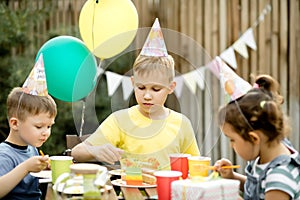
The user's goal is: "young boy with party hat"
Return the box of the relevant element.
[0,54,57,199]
[72,18,200,170]
[211,61,300,199]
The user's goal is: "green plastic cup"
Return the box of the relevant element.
[50,156,73,184]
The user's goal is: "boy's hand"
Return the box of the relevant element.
[84,143,124,164]
[213,158,235,179]
[25,155,49,173]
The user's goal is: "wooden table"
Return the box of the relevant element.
[43,164,158,199]
[44,181,158,200]
[119,187,157,200]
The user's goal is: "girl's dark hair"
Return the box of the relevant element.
[218,75,288,143]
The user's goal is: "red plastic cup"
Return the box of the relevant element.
[169,153,190,179]
[154,170,182,200]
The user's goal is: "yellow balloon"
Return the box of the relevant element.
[79,0,139,59]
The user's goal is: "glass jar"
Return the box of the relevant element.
[54,163,108,200]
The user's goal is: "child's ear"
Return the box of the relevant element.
[130,76,134,86]
[248,131,260,144]
[168,81,176,94]
[9,117,19,130]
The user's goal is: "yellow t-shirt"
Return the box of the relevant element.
[87,105,200,170]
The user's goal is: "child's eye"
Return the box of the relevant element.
[36,126,42,129]
[153,88,161,92]
[138,86,145,90]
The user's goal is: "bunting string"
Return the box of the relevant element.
[100,4,272,100]
[252,4,272,28]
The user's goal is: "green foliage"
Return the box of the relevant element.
[0,0,49,140]
[0,0,135,155]
[0,0,82,155]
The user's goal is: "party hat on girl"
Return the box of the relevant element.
[209,57,252,102]
[22,54,48,96]
[140,18,168,57]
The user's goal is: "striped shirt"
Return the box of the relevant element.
[252,149,300,199]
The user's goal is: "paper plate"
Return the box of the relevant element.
[30,170,52,179]
[111,179,156,188]
[109,169,124,176]
[53,184,113,195]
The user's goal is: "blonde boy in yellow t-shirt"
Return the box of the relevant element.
[72,18,200,170]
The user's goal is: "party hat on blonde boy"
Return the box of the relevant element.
[22,53,48,96]
[211,57,252,102]
[140,18,168,57]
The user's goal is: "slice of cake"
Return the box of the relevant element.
[125,167,143,185]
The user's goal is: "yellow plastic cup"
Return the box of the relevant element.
[188,156,211,177]
[50,156,73,184]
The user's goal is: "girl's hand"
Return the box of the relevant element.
[214,158,235,179]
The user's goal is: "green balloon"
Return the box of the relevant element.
[37,36,97,102]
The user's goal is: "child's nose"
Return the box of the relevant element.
[143,91,152,99]
[42,128,50,136]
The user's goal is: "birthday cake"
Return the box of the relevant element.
[171,179,240,200]
[125,167,143,185]
[120,168,157,185]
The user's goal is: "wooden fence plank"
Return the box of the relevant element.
[264,0,272,75]
[218,0,231,165]
[210,0,220,162]
[258,0,267,74]
[241,0,249,80]
[202,0,212,157]
[250,0,258,78]
[279,0,288,113]
[271,0,279,80]
[288,0,300,149]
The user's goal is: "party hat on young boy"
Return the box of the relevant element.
[22,54,48,96]
[211,57,252,102]
[140,18,168,57]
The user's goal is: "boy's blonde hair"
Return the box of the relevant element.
[7,87,57,121]
[133,55,175,83]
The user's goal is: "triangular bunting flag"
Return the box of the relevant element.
[232,38,249,59]
[183,71,197,94]
[220,47,237,69]
[194,67,205,90]
[122,76,133,100]
[94,66,104,83]
[105,71,123,96]
[206,57,221,79]
[241,28,257,50]
[174,76,184,98]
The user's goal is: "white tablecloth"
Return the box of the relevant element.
[171,178,240,200]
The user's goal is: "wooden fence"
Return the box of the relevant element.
[135,0,300,171]
[8,0,300,171]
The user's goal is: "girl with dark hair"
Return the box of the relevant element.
[214,75,300,200]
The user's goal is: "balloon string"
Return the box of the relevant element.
[79,99,86,137]
[94,59,104,84]
[92,2,96,52]
[80,60,103,138]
